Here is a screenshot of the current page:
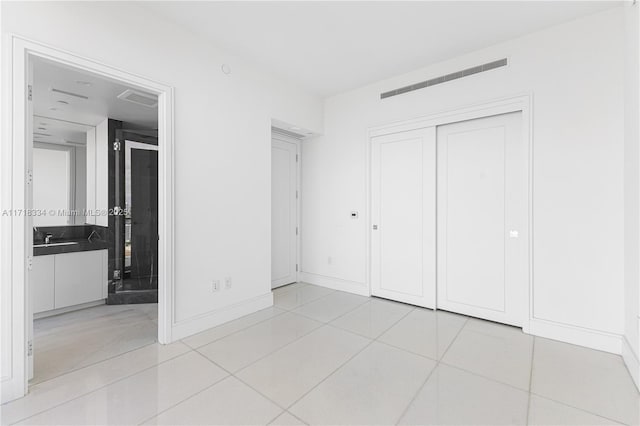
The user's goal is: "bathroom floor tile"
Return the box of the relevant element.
[32,304,159,384]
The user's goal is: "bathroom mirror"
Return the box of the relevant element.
[32,116,96,226]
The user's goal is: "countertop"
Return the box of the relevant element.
[33,239,109,256]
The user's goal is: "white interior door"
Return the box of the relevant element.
[271,136,298,289]
[437,112,527,326]
[371,127,436,308]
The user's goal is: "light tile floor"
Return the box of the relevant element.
[3,283,639,425]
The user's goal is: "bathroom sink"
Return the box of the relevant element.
[33,241,80,248]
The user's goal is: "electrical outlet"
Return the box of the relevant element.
[212,280,220,292]
[225,277,232,289]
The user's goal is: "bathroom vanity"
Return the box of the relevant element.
[32,226,109,317]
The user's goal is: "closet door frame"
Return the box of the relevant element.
[366,94,532,333]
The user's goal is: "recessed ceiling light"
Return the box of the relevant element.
[57,100,69,105]
[76,81,92,86]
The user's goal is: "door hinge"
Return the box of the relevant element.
[296,226,298,235]
[28,85,32,101]
[296,154,299,162]
[296,190,298,199]
[296,264,298,272]
[27,255,33,271]
[27,340,33,356]
[113,140,121,151]
[27,169,33,185]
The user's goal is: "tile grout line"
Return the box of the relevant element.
[136,352,233,425]
[183,283,338,351]
[11,345,197,425]
[31,329,160,386]
[264,410,288,426]
[525,336,536,425]
[274,283,337,312]
[291,296,372,325]
[136,349,289,425]
[393,316,470,425]
[527,391,628,425]
[281,303,417,416]
[182,308,289,350]
[139,287,371,425]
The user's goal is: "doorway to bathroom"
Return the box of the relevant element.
[2,36,175,401]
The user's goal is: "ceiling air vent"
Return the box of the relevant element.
[117,89,158,108]
[50,88,89,100]
[380,58,508,100]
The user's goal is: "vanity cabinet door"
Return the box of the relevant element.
[54,251,104,308]
[32,255,55,313]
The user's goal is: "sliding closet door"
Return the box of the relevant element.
[371,127,436,308]
[436,112,527,326]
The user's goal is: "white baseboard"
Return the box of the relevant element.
[170,292,273,341]
[622,336,640,391]
[528,318,622,354]
[34,299,105,319]
[299,272,370,296]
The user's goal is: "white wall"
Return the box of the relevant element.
[624,1,640,388]
[1,0,323,394]
[301,7,625,351]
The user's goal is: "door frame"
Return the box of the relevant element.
[1,35,175,402]
[271,128,301,288]
[366,94,533,332]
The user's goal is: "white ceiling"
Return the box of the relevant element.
[33,57,158,145]
[145,1,620,97]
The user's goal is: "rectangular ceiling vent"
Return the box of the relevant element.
[50,88,89,100]
[380,58,508,100]
[117,89,158,108]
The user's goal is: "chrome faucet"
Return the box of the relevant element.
[88,230,100,242]
[44,233,53,245]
